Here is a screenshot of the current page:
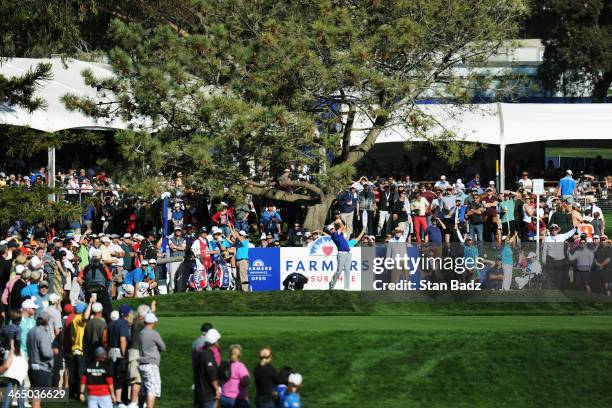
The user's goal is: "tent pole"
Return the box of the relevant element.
[500,144,506,193]
[497,102,505,192]
[48,146,56,202]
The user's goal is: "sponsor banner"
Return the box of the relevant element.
[280,236,362,290]
[248,248,281,291]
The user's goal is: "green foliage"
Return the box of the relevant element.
[528,0,612,101]
[0,63,52,113]
[0,126,105,157]
[0,186,82,226]
[63,0,526,206]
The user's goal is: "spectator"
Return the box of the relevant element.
[127,303,151,408]
[484,258,504,290]
[358,183,376,235]
[410,190,429,243]
[286,223,305,247]
[138,312,165,408]
[336,186,357,237]
[19,298,38,358]
[192,322,214,351]
[260,206,282,241]
[467,193,485,242]
[377,183,394,237]
[80,347,116,408]
[77,250,112,321]
[568,238,596,293]
[282,373,303,408]
[27,310,54,408]
[594,235,611,296]
[254,346,277,408]
[70,302,92,399]
[558,170,577,202]
[192,329,220,408]
[220,344,251,408]
[83,302,107,362]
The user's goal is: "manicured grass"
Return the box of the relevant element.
[155,316,612,408]
[545,147,612,160]
[49,292,612,408]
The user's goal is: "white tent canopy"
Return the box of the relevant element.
[350,102,612,146]
[0,57,128,132]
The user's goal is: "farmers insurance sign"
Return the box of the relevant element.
[279,236,362,290]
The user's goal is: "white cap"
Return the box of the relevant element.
[21,298,39,309]
[15,264,25,275]
[220,201,228,207]
[204,328,221,344]
[144,312,158,324]
[456,179,462,183]
[527,252,536,259]
[440,175,446,180]
[501,235,507,241]
[567,169,573,175]
[211,226,222,235]
[0,240,6,245]
[489,181,495,185]
[141,260,149,266]
[29,258,41,269]
[110,310,120,321]
[123,233,132,238]
[327,224,335,231]
[49,293,61,305]
[288,373,303,386]
[90,249,102,258]
[148,258,157,264]
[239,230,248,237]
[92,302,104,313]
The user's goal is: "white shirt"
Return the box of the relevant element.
[109,242,125,267]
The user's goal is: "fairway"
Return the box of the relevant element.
[159,314,612,334]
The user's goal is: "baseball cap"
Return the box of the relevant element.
[550,224,560,230]
[148,258,157,264]
[211,227,222,235]
[110,310,119,321]
[239,230,248,237]
[39,310,52,322]
[21,299,39,309]
[63,304,74,314]
[39,280,49,288]
[489,181,495,185]
[198,227,208,234]
[566,169,573,175]
[141,260,149,266]
[288,373,303,386]
[119,304,132,317]
[15,264,25,275]
[49,293,61,304]
[75,303,87,314]
[90,249,102,258]
[94,347,107,359]
[123,233,132,238]
[92,302,103,313]
[100,236,111,243]
[527,252,536,258]
[440,175,446,180]
[144,312,158,324]
[501,235,507,241]
[593,235,600,240]
[204,328,221,344]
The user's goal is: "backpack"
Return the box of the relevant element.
[217,360,232,384]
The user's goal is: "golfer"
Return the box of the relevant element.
[326,222,352,290]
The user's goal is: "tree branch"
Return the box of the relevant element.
[242,180,317,202]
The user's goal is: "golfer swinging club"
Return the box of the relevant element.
[326,221,352,290]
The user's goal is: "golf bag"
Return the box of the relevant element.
[188,258,209,291]
[211,261,235,290]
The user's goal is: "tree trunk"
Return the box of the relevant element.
[592,72,612,103]
[303,194,335,231]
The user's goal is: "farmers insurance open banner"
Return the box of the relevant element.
[247,237,362,291]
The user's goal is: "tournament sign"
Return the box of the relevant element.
[280,236,362,290]
[247,247,281,291]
